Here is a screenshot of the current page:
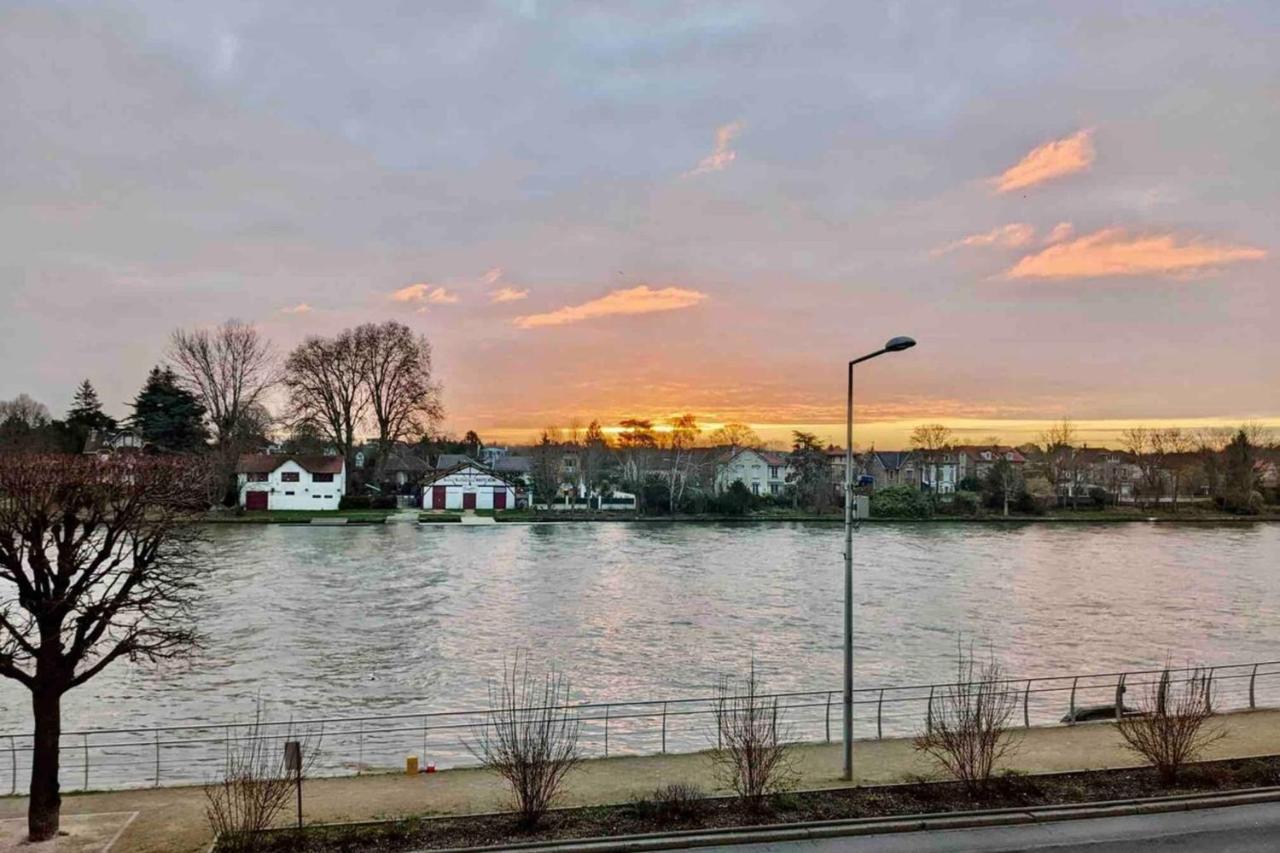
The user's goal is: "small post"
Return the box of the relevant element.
[357,720,364,775]
[1157,670,1170,716]
[1114,673,1127,721]
[1250,664,1258,709]
[1023,680,1031,729]
[284,740,302,831]
[8,735,15,796]
[825,691,832,742]
[421,716,428,767]
[603,705,610,757]
[154,730,160,787]
[83,734,89,790]
[660,702,667,754]
[1205,668,1215,712]
[1068,677,1078,725]
[876,689,884,740]
[926,686,935,735]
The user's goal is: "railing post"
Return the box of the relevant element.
[876,689,884,740]
[1069,676,1078,725]
[661,702,667,754]
[926,686,935,735]
[1114,673,1127,721]
[153,730,160,787]
[1023,680,1031,729]
[422,716,428,765]
[1157,670,1170,716]
[357,720,364,775]
[83,734,89,790]
[1250,664,1258,709]
[603,705,610,757]
[1205,668,1215,712]
[825,691,832,743]
[8,735,15,796]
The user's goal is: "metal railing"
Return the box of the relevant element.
[4,659,1276,794]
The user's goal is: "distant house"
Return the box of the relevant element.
[237,454,346,511]
[864,450,919,491]
[715,448,792,496]
[956,446,1027,484]
[422,461,521,511]
[377,445,432,491]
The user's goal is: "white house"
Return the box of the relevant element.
[423,462,520,511]
[237,454,346,511]
[714,448,793,497]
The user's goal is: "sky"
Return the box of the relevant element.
[1,1,1277,448]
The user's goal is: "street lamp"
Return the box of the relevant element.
[843,335,916,781]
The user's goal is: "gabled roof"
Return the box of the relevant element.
[237,453,344,475]
[423,461,520,488]
[871,450,914,469]
[433,453,478,470]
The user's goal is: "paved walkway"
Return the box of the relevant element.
[1,710,1277,853]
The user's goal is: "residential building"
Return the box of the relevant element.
[714,447,792,496]
[956,445,1028,484]
[864,450,919,491]
[237,454,346,511]
[422,461,521,510]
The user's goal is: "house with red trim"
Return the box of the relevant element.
[422,461,522,511]
[236,454,347,511]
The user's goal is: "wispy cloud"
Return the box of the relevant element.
[685,121,743,176]
[481,267,503,285]
[514,285,708,329]
[391,283,459,304]
[490,287,529,303]
[1006,228,1266,279]
[934,223,1035,255]
[1045,222,1074,243]
[994,129,1095,193]
[279,303,312,314]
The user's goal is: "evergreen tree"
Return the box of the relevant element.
[1221,430,1262,515]
[65,380,117,452]
[130,367,210,452]
[787,430,833,511]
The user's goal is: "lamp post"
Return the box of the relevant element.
[843,335,916,782]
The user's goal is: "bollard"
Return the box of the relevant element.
[406,755,419,775]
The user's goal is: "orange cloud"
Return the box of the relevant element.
[1045,221,1074,243]
[1006,228,1266,279]
[279,303,312,314]
[935,223,1035,254]
[490,286,529,303]
[685,121,743,176]
[391,283,459,304]
[514,285,709,329]
[994,129,1095,193]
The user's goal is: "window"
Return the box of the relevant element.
[751,482,761,495]
[769,466,780,478]
[312,472,334,483]
[281,471,300,482]
[284,491,295,496]
[247,472,269,482]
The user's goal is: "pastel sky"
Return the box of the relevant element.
[2,1,1277,447]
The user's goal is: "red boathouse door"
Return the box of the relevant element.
[245,491,268,511]
[431,486,447,509]
[462,492,477,510]
[493,488,507,510]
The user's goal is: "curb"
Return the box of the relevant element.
[418,787,1280,852]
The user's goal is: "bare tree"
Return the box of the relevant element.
[708,422,762,451]
[664,414,701,511]
[1036,418,1078,505]
[466,656,581,828]
[204,704,322,851]
[579,420,611,502]
[170,320,277,448]
[1116,667,1224,784]
[354,321,444,480]
[910,423,954,493]
[1122,427,1164,509]
[711,661,797,812]
[283,331,368,465]
[0,394,51,428]
[0,454,210,840]
[913,643,1021,795]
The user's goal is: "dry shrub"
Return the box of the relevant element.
[204,706,321,852]
[711,661,797,812]
[1116,667,1225,785]
[466,656,581,828]
[913,644,1021,795]
[629,783,708,824]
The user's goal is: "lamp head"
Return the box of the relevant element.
[884,336,916,352]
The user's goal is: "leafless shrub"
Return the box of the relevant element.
[1116,666,1225,785]
[204,705,321,852]
[913,644,1021,795]
[711,661,797,812]
[629,782,708,824]
[466,656,582,829]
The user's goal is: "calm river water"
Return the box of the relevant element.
[6,521,1275,738]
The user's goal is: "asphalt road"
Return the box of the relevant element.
[693,802,1280,852]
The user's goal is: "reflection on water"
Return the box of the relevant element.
[4,521,1278,734]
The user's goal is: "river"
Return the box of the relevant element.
[0,521,1276,785]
